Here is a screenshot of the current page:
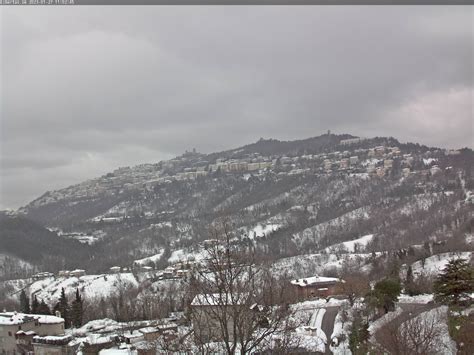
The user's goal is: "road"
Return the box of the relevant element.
[320,306,340,354]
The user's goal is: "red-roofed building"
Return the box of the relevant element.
[290,275,343,300]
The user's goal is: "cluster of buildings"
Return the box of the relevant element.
[189,274,344,343]
[0,312,71,354]
[58,269,86,278]
[30,269,87,282]
[208,159,273,173]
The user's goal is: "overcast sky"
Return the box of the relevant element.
[0,6,472,210]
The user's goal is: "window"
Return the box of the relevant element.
[8,332,12,336]
[18,326,21,330]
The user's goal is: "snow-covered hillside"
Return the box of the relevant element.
[411,252,473,277]
[323,234,374,253]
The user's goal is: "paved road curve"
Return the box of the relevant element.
[320,306,339,354]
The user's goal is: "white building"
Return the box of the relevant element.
[0,312,65,354]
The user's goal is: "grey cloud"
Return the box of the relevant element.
[0,6,472,209]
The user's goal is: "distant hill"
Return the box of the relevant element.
[0,214,93,276]
[2,133,472,279]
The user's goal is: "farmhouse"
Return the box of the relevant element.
[290,275,343,300]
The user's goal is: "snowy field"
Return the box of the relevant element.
[323,234,374,253]
[134,249,165,266]
[26,273,139,304]
[411,251,472,277]
[273,252,377,278]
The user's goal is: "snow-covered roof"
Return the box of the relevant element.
[36,314,64,324]
[290,275,341,287]
[16,330,36,336]
[0,312,64,326]
[0,312,35,325]
[139,327,158,334]
[33,334,72,345]
[123,330,143,339]
[191,293,247,306]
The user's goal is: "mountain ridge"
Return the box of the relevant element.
[1,133,472,279]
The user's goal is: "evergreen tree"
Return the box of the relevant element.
[367,278,401,314]
[434,258,474,305]
[55,288,70,327]
[31,295,40,314]
[37,299,51,315]
[19,290,30,313]
[349,312,369,354]
[405,265,416,296]
[70,288,84,328]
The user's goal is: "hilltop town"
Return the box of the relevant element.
[0,134,473,354]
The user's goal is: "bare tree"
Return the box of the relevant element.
[188,220,295,354]
[376,307,450,355]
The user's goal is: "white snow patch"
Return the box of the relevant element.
[247,224,281,239]
[412,252,472,277]
[134,249,164,266]
[397,294,434,304]
[324,234,374,253]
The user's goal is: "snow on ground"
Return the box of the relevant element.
[273,252,377,278]
[134,249,164,266]
[72,318,121,335]
[323,234,374,253]
[423,158,437,166]
[309,308,326,328]
[167,248,208,264]
[403,306,456,355]
[29,273,139,305]
[411,252,472,277]
[293,206,370,246]
[290,298,347,333]
[399,193,440,215]
[292,298,347,313]
[397,294,434,304]
[0,254,34,276]
[330,305,352,355]
[291,275,340,287]
[295,326,326,353]
[368,307,404,336]
[246,223,281,239]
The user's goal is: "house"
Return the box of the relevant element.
[191,293,245,343]
[32,272,54,281]
[156,323,178,335]
[339,159,350,170]
[376,167,386,177]
[32,334,77,355]
[139,327,160,342]
[58,271,70,278]
[69,269,86,278]
[349,156,359,165]
[290,275,343,300]
[122,330,144,344]
[0,312,65,354]
[383,159,393,169]
[109,266,121,274]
